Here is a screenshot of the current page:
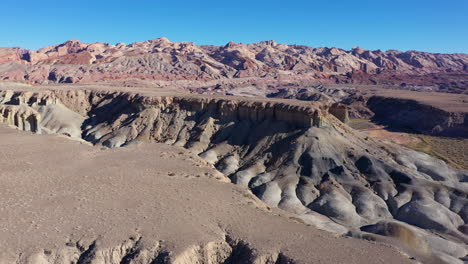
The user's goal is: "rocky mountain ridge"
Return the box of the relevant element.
[0,38,466,91]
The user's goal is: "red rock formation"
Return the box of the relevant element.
[0,38,466,89]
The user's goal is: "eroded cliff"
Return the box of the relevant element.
[367,96,468,137]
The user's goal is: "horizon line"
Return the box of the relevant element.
[1,37,467,55]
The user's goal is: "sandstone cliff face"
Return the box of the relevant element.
[0,38,466,90]
[328,103,349,123]
[0,105,40,132]
[1,88,467,263]
[0,90,85,138]
[367,96,468,137]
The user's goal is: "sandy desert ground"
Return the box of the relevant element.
[0,124,413,264]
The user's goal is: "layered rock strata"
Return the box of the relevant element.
[0,38,466,91]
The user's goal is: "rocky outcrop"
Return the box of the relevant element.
[0,48,27,64]
[0,38,466,90]
[1,88,467,263]
[0,90,86,137]
[0,90,325,138]
[0,105,40,132]
[6,235,292,264]
[367,96,468,137]
[267,86,467,137]
[328,103,349,124]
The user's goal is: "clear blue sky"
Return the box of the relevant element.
[1,0,467,53]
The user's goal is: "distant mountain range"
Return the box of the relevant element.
[0,38,466,91]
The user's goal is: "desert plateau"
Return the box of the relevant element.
[1,1,467,263]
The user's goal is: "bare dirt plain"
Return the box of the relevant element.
[0,124,413,264]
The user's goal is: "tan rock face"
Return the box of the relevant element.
[0,105,40,132]
[328,103,349,124]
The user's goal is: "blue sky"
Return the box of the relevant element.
[1,0,467,53]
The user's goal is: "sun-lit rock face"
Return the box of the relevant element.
[0,105,40,132]
[0,48,27,64]
[328,103,349,124]
[0,38,466,88]
[1,88,467,263]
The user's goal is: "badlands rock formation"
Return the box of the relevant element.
[1,123,414,264]
[367,96,468,138]
[0,104,40,132]
[1,86,467,263]
[0,38,466,91]
[266,85,468,138]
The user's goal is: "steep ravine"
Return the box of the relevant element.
[1,89,468,263]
